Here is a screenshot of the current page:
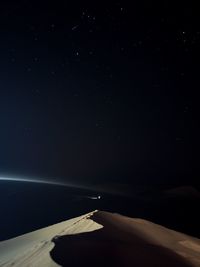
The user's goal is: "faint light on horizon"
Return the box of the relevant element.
[0,176,83,189]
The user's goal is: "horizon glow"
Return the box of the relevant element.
[0,176,90,190]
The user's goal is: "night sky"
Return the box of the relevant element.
[0,1,199,186]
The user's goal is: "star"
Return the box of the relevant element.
[72,25,79,31]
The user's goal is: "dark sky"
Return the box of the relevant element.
[0,1,199,186]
